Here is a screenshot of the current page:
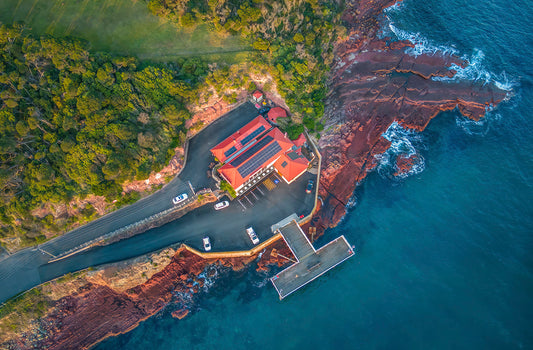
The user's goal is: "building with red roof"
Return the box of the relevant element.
[210,116,271,163]
[292,133,307,148]
[274,150,309,184]
[267,106,287,123]
[252,90,263,103]
[211,115,310,195]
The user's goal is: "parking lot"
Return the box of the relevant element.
[237,173,282,211]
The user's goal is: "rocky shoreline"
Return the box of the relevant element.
[313,0,507,232]
[2,241,294,349]
[1,1,509,349]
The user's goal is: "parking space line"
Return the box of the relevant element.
[256,186,264,195]
[251,191,259,200]
[244,196,253,205]
[238,199,247,210]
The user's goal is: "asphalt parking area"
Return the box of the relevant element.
[237,173,284,210]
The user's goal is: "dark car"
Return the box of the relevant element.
[306,180,314,194]
[258,106,271,115]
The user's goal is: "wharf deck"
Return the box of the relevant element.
[271,220,354,299]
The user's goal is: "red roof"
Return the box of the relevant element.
[274,151,309,184]
[218,128,294,190]
[210,116,271,163]
[293,133,306,148]
[252,90,263,99]
[267,107,287,123]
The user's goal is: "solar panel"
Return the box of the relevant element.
[237,141,282,178]
[224,146,237,158]
[287,151,301,160]
[230,135,273,167]
[240,125,266,146]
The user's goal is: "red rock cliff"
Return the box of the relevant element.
[313,0,507,230]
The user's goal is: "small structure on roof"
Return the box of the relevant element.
[267,106,287,123]
[252,90,263,103]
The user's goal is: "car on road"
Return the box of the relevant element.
[246,227,260,245]
[306,180,314,194]
[203,237,211,252]
[172,193,188,205]
[214,201,229,210]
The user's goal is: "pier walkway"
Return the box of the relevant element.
[271,220,354,299]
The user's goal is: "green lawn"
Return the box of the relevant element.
[1,0,249,61]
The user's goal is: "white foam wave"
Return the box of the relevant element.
[432,49,517,92]
[374,122,426,179]
[455,111,502,136]
[386,23,459,57]
[381,3,516,95]
[383,1,405,14]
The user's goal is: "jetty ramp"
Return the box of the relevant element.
[271,220,354,299]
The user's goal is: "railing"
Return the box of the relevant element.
[48,189,214,263]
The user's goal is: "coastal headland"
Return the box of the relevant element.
[312,0,508,232]
[0,0,509,348]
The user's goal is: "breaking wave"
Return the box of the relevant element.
[432,49,516,92]
[381,2,517,94]
[374,122,426,180]
[455,111,502,136]
[385,22,459,57]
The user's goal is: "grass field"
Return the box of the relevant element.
[0,0,249,61]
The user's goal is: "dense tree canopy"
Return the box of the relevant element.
[0,24,198,243]
[147,0,345,131]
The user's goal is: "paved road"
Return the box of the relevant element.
[0,101,317,302]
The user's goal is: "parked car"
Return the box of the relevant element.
[172,193,188,205]
[258,106,270,115]
[214,201,229,210]
[306,180,314,194]
[246,227,260,245]
[202,237,211,252]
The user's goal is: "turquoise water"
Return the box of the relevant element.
[97,0,533,349]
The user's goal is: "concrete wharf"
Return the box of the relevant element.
[270,220,354,299]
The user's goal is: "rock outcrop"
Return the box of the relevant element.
[3,242,295,350]
[313,0,507,230]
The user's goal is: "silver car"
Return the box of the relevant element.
[246,227,260,245]
[172,193,188,205]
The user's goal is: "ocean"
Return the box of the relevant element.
[96,0,533,349]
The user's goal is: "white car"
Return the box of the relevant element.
[246,227,260,245]
[172,193,188,205]
[202,237,211,252]
[214,201,229,210]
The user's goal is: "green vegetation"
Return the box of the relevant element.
[219,180,236,198]
[0,288,50,333]
[0,24,203,242]
[0,0,247,61]
[0,0,346,247]
[147,0,346,130]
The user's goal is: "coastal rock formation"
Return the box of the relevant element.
[313,0,508,230]
[2,243,293,350]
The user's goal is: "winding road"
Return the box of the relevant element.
[0,102,317,303]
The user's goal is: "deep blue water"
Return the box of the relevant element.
[96,1,533,349]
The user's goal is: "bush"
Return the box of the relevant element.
[219,180,236,198]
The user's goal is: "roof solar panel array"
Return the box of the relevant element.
[237,141,282,178]
[240,125,266,146]
[230,135,273,167]
[224,146,237,158]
